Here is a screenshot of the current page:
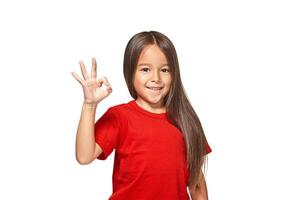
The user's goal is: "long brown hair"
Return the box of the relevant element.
[123,31,209,188]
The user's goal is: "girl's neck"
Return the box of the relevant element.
[135,98,166,114]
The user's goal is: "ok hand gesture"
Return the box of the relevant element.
[71,58,112,105]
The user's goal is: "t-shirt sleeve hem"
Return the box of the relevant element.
[95,138,108,160]
[205,142,212,155]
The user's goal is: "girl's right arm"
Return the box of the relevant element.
[75,102,100,164]
[71,58,112,165]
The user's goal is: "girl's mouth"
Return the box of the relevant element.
[146,87,163,91]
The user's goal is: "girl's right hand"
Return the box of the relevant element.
[71,57,112,105]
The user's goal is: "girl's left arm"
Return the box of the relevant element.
[188,171,209,200]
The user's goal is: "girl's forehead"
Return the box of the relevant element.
[138,44,168,64]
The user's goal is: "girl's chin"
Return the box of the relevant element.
[142,96,165,105]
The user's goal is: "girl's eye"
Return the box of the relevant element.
[141,68,150,72]
[162,68,170,73]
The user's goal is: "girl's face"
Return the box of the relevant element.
[133,44,172,111]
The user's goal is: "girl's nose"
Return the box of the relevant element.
[151,71,161,82]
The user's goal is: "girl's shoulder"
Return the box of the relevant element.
[108,100,133,117]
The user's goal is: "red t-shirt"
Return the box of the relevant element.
[95,100,212,200]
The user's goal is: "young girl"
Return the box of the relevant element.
[72,31,212,200]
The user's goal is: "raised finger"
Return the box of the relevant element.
[106,84,113,93]
[91,57,97,79]
[71,72,83,85]
[103,76,110,86]
[79,60,89,80]
[97,76,107,86]
[103,83,113,96]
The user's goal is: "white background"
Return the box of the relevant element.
[0,0,299,199]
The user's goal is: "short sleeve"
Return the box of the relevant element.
[94,107,120,160]
[205,141,212,155]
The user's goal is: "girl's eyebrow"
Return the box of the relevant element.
[137,63,169,67]
[137,63,151,66]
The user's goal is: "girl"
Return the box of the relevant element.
[72,31,212,200]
